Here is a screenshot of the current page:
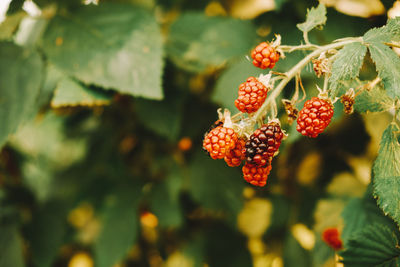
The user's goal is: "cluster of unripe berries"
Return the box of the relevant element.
[203,41,335,187]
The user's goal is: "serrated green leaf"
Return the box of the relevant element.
[51,77,111,108]
[0,224,24,267]
[354,83,394,113]
[373,123,400,226]
[340,224,400,267]
[167,12,257,72]
[329,42,367,97]
[0,41,44,148]
[368,42,400,99]
[188,151,244,223]
[212,58,264,112]
[95,184,142,267]
[364,17,400,43]
[296,3,327,33]
[42,3,163,99]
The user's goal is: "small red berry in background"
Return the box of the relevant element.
[203,126,238,160]
[178,137,192,152]
[245,122,285,166]
[251,42,280,69]
[296,97,334,138]
[322,228,343,250]
[242,163,272,187]
[224,138,246,167]
[234,76,269,114]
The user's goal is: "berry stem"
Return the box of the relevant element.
[252,37,363,124]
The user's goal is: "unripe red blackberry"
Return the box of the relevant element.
[245,122,285,166]
[251,42,280,69]
[322,228,343,250]
[242,163,272,187]
[224,138,246,167]
[234,77,269,114]
[203,126,238,160]
[296,97,334,138]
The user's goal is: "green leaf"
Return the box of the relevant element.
[368,42,400,99]
[354,83,394,113]
[42,3,163,99]
[135,92,184,141]
[167,12,257,72]
[27,199,69,267]
[340,224,400,267]
[95,184,142,267]
[0,41,44,148]
[0,11,25,40]
[329,42,367,97]
[149,166,183,228]
[0,224,24,267]
[212,58,264,112]
[373,123,400,226]
[188,151,244,223]
[51,77,111,108]
[296,3,327,33]
[364,17,400,43]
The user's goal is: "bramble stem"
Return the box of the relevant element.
[253,37,363,124]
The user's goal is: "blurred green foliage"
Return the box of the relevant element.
[0,0,399,267]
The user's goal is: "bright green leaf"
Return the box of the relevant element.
[212,58,264,112]
[364,17,400,43]
[368,42,400,99]
[329,42,367,97]
[167,12,257,72]
[296,3,327,33]
[0,224,24,267]
[0,41,44,148]
[373,123,400,226]
[95,184,142,267]
[340,224,400,267]
[51,77,111,108]
[42,3,163,99]
[354,83,393,113]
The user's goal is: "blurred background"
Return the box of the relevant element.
[0,0,399,266]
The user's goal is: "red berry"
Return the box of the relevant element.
[296,97,334,138]
[245,122,284,166]
[242,163,272,187]
[203,126,238,160]
[322,228,343,250]
[251,42,280,69]
[234,77,269,114]
[224,138,246,167]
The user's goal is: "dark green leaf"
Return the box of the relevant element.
[212,58,264,112]
[296,3,327,33]
[373,123,400,226]
[167,12,257,72]
[95,184,142,267]
[354,82,393,113]
[329,42,367,97]
[135,92,184,141]
[51,77,111,107]
[368,42,400,99]
[0,41,44,148]
[43,3,163,99]
[340,224,400,267]
[188,151,244,222]
[0,224,24,267]
[27,199,69,267]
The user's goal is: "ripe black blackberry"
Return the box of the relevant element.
[245,121,285,166]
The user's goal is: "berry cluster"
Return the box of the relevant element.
[203,38,338,188]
